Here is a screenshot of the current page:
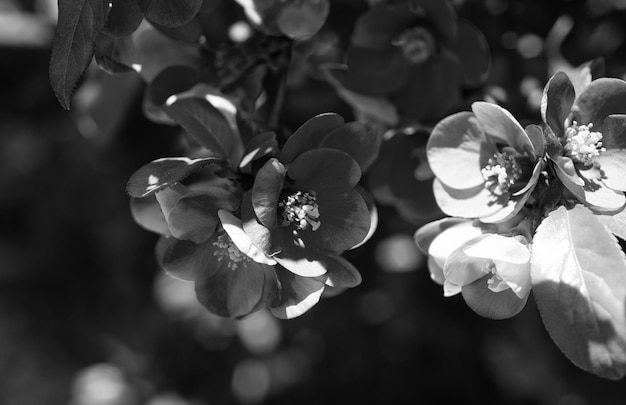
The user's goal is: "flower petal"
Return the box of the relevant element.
[461,234,531,298]
[597,114,626,150]
[412,0,457,42]
[444,20,489,87]
[525,124,545,159]
[338,46,411,96]
[350,186,379,250]
[288,149,361,190]
[351,3,418,48]
[298,187,370,253]
[425,219,483,270]
[219,210,277,266]
[323,254,362,289]
[443,242,489,292]
[433,178,503,219]
[270,269,325,319]
[427,111,489,189]
[252,158,286,229]
[461,275,529,320]
[280,113,345,164]
[130,195,170,236]
[319,122,383,172]
[241,192,282,256]
[194,254,278,319]
[541,71,575,139]
[155,236,216,282]
[595,150,626,192]
[472,102,534,155]
[391,55,462,122]
[573,78,626,126]
[273,241,327,277]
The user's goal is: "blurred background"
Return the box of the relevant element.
[2,0,626,404]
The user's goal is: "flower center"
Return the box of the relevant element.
[391,27,436,64]
[564,121,604,166]
[481,151,522,196]
[279,191,321,231]
[482,262,509,293]
[212,231,249,270]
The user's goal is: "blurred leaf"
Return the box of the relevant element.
[531,205,626,380]
[445,20,489,88]
[162,97,237,159]
[49,0,110,109]
[127,157,225,198]
[103,0,143,37]
[94,33,137,73]
[143,0,203,28]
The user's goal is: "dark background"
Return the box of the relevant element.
[2,0,626,404]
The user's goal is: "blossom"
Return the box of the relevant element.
[426,101,545,223]
[241,113,379,279]
[542,71,626,213]
[325,0,489,122]
[415,216,532,319]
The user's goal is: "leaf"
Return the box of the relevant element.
[162,96,236,159]
[531,205,626,379]
[127,157,225,198]
[49,0,110,109]
[143,0,203,28]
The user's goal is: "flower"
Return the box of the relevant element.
[415,215,532,319]
[542,71,626,213]
[242,113,379,279]
[426,101,545,223]
[325,0,489,123]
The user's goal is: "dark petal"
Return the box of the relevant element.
[252,159,286,229]
[541,72,575,139]
[280,113,345,164]
[351,186,378,249]
[573,78,626,126]
[298,187,371,253]
[130,195,170,236]
[472,102,534,155]
[288,149,362,190]
[597,114,626,149]
[443,20,489,87]
[319,122,383,172]
[273,237,328,277]
[352,3,419,48]
[194,255,277,319]
[391,55,462,122]
[339,46,411,96]
[323,254,362,289]
[241,192,282,256]
[270,268,325,319]
[461,275,529,320]
[155,236,217,282]
[411,0,457,42]
[525,124,545,158]
[103,0,143,37]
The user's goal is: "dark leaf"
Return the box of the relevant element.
[49,0,110,109]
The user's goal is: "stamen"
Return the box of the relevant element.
[564,121,604,166]
[481,151,522,196]
[391,27,435,64]
[482,262,508,293]
[279,191,321,231]
[212,231,249,270]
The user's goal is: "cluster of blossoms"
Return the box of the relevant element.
[128,108,381,319]
[416,68,626,320]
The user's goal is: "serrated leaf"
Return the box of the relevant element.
[127,157,225,198]
[162,97,237,159]
[531,205,626,379]
[50,0,110,109]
